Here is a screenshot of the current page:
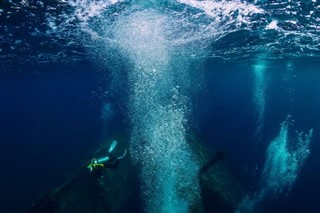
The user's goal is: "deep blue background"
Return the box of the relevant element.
[197,59,320,213]
[0,59,320,213]
[0,63,107,213]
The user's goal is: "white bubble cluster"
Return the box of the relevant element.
[110,10,200,212]
[261,118,313,195]
[237,116,313,213]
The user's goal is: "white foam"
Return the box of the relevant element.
[67,0,124,22]
[285,20,298,25]
[266,20,279,30]
[178,0,264,19]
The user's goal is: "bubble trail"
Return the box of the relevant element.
[112,10,200,213]
[253,59,267,142]
[237,117,313,213]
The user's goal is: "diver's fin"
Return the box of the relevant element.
[108,140,117,153]
[117,149,127,160]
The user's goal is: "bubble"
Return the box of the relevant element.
[237,117,313,213]
[253,59,267,142]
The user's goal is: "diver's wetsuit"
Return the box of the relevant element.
[90,154,121,179]
[89,154,122,213]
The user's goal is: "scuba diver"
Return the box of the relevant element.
[86,140,127,212]
[28,140,128,213]
[87,140,127,179]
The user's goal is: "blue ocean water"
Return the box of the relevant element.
[0,63,103,212]
[1,0,320,213]
[198,60,320,213]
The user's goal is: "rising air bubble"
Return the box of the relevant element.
[237,116,313,213]
[261,117,313,195]
[253,59,267,142]
[110,10,200,213]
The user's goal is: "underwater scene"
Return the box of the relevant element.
[1,0,320,213]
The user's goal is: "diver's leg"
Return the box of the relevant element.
[106,159,120,169]
[105,149,127,169]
